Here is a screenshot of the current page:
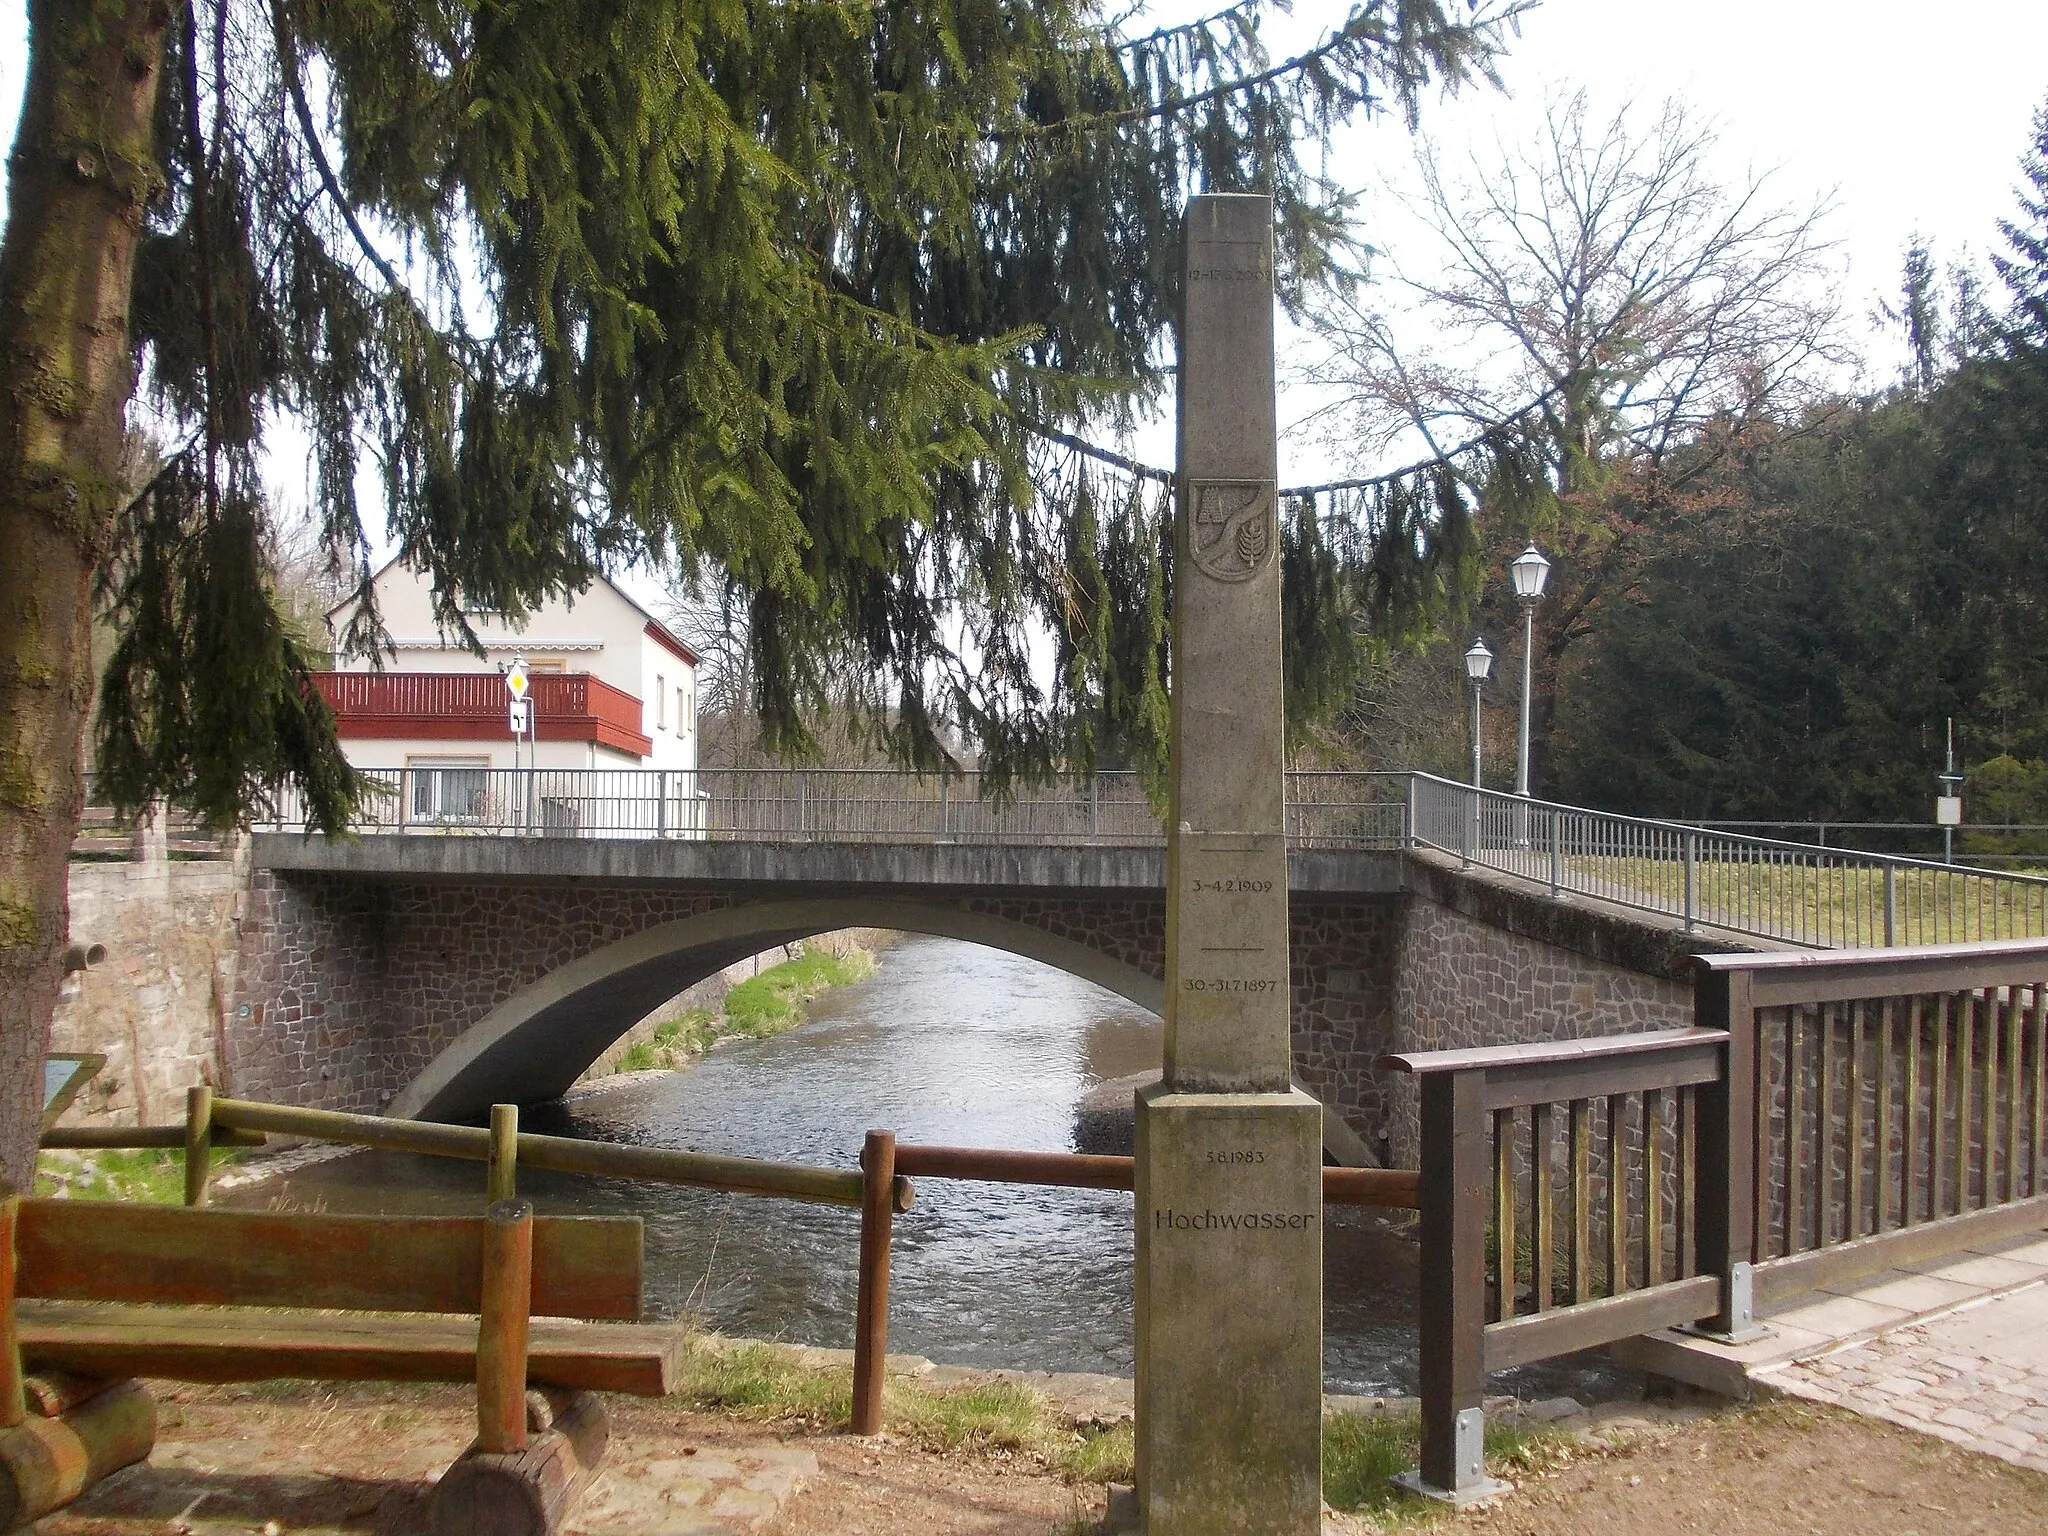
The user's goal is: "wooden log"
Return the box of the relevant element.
[184,1086,213,1209]
[18,1303,683,1397]
[428,1389,607,1536]
[40,1127,265,1151]
[210,1098,868,1207]
[0,1377,155,1531]
[851,1130,896,1436]
[21,1374,111,1421]
[476,1200,534,1455]
[0,1197,21,1430]
[16,1201,642,1321]
[488,1105,519,1205]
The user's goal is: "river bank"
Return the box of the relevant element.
[610,941,878,1074]
[578,928,890,1082]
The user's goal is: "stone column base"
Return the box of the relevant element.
[1133,1085,1323,1535]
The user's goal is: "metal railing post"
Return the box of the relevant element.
[1406,773,1419,850]
[1461,786,1474,870]
[1884,863,1899,947]
[1089,775,1100,840]
[1548,810,1563,898]
[798,771,810,841]
[657,770,668,837]
[1683,830,1699,933]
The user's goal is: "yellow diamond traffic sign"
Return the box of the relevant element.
[505,656,530,701]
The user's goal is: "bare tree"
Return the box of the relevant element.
[1310,90,1842,480]
[663,578,761,770]
[1301,90,1845,790]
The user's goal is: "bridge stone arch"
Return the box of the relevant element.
[389,897,1167,1122]
[233,837,1706,1169]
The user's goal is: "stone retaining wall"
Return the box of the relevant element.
[51,855,247,1126]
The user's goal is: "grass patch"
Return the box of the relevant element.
[617,945,875,1075]
[33,1146,243,1204]
[1322,1406,1571,1525]
[723,947,874,1035]
[669,1341,1131,1481]
[670,1341,1568,1513]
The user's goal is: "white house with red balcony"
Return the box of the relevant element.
[312,561,699,831]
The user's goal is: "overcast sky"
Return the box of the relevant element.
[1183,0,2048,481]
[2,0,2044,559]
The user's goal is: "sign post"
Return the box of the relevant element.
[505,654,530,830]
[1132,194,1323,1535]
[1938,716,1964,865]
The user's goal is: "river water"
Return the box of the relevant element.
[241,934,1626,1398]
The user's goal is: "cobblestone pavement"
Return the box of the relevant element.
[1766,1279,2048,1472]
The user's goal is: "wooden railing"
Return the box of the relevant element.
[311,671,653,755]
[42,1090,1419,1439]
[1703,940,2048,1310]
[1391,935,2048,1502]
[1386,1028,1734,1500]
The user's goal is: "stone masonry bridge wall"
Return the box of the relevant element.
[225,840,1726,1159]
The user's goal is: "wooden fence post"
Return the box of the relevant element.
[1,1195,22,1429]
[851,1130,897,1436]
[488,1104,519,1204]
[183,1086,214,1208]
[476,1199,534,1455]
[1403,1069,1503,1502]
[1694,967,1761,1338]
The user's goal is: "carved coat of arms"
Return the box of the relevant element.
[1189,480,1276,583]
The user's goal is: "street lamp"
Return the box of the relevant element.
[1509,543,1552,799]
[1463,638,1494,789]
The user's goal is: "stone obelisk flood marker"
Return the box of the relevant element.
[1133,194,1323,1533]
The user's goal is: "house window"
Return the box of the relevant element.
[655,674,667,730]
[408,757,490,821]
[526,657,565,673]
[676,685,686,733]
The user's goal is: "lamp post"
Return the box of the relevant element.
[1464,638,1494,788]
[1463,637,1494,865]
[1509,543,1552,799]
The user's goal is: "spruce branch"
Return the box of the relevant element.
[272,0,405,297]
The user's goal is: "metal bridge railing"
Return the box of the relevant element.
[249,765,2048,949]
[261,766,1415,848]
[1406,773,2048,949]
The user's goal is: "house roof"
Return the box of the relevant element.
[326,556,699,666]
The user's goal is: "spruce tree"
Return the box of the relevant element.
[0,0,1523,1181]
[1996,103,2048,345]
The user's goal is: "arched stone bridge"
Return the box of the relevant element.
[228,833,1736,1163]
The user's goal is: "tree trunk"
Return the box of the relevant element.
[0,0,170,1191]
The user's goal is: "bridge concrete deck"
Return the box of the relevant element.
[248,834,1409,898]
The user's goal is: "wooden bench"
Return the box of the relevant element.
[2,1192,686,1535]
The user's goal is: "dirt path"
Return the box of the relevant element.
[1453,1399,2048,1536]
[41,1383,2048,1536]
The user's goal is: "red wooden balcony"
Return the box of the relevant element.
[312,672,652,756]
